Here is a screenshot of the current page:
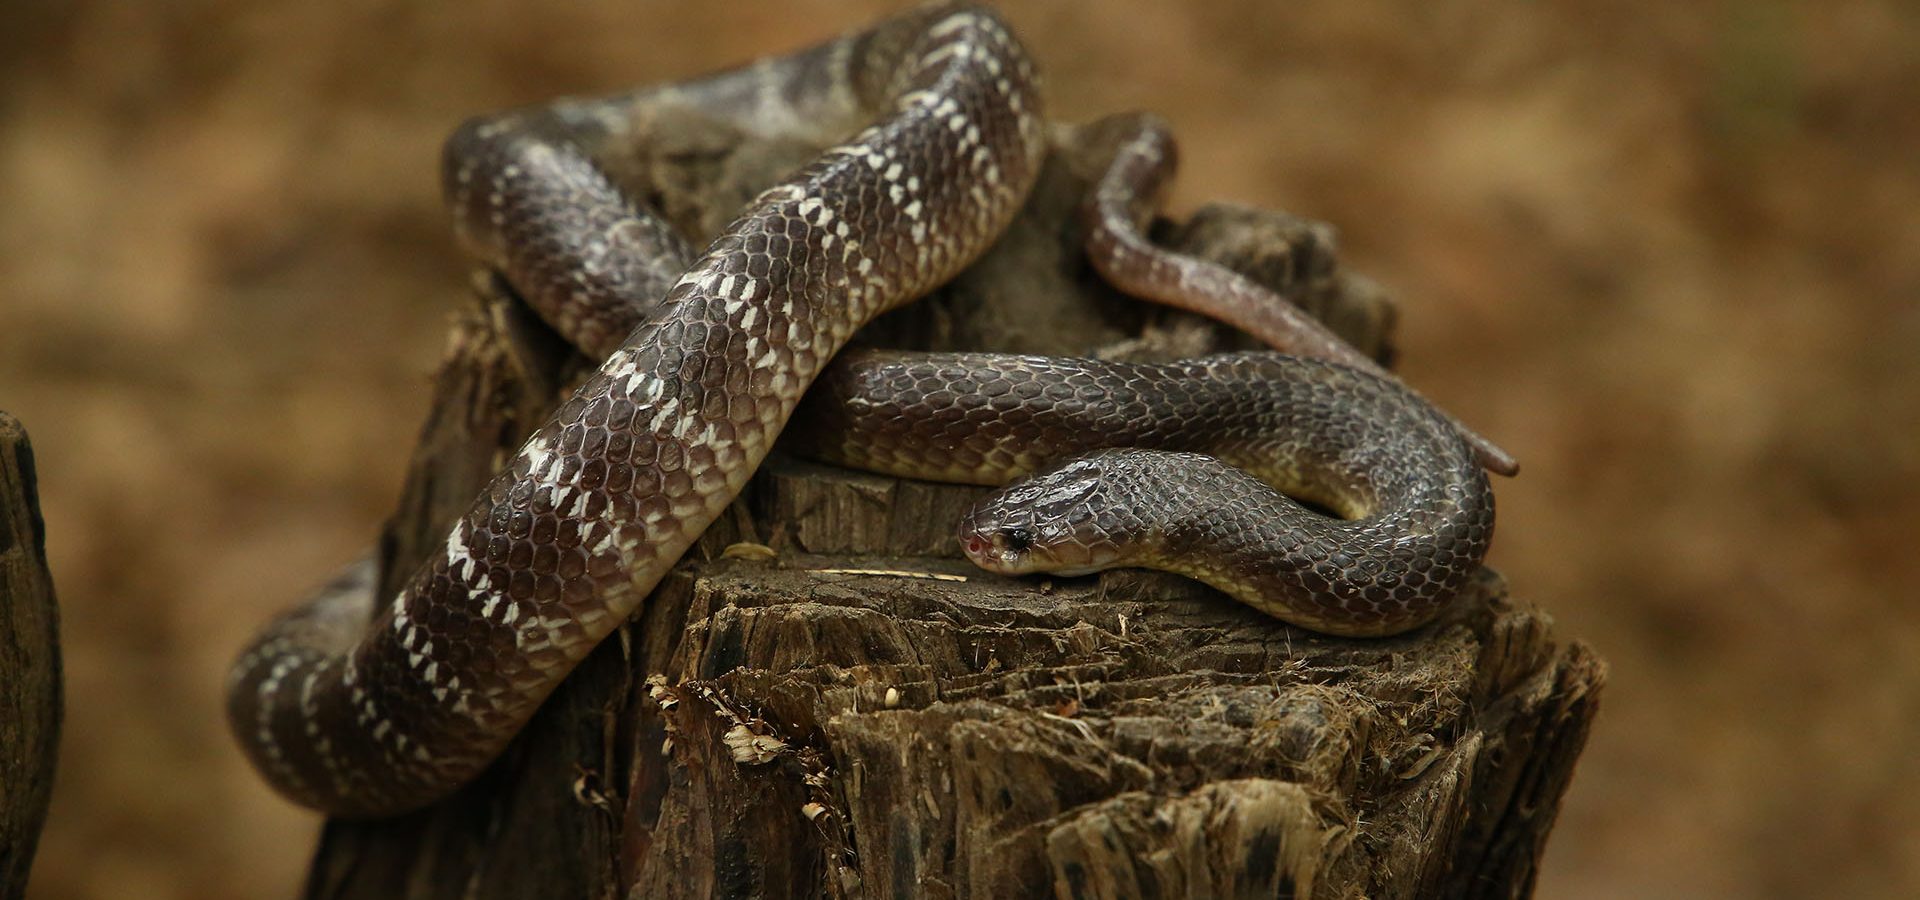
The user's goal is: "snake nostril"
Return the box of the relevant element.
[961,534,990,557]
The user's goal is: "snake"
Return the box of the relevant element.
[227,3,1500,817]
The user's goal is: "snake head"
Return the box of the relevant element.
[957,454,1128,577]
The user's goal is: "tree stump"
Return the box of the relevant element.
[300,115,1604,899]
[1,413,62,899]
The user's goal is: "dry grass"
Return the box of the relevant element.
[4,1,1916,896]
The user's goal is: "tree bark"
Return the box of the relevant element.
[301,115,1604,899]
[0,412,62,899]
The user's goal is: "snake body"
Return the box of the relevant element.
[230,4,1046,816]
[1083,121,1518,477]
[797,351,1491,636]
[228,4,1498,817]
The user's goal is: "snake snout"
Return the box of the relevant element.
[958,515,1034,573]
[956,497,1051,573]
[959,471,1118,578]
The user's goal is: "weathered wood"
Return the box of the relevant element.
[0,412,62,899]
[301,111,1603,899]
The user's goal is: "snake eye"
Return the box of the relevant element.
[1002,526,1034,552]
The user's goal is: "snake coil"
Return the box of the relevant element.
[228,4,1496,817]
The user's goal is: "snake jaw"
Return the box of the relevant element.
[959,493,1115,578]
[957,507,1047,574]
[959,527,1031,573]
[959,521,1117,579]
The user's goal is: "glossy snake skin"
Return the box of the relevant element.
[228,3,1498,817]
[229,4,1047,816]
[796,352,1492,636]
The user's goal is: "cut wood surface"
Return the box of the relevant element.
[1,412,62,899]
[301,113,1604,899]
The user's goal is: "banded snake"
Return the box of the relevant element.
[228,3,1505,817]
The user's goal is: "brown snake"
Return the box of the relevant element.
[227,4,1502,817]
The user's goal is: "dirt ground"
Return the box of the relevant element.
[4,1,1916,897]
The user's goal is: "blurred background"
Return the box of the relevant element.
[4,1,1917,896]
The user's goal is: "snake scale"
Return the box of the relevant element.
[228,4,1500,817]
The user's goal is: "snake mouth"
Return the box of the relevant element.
[959,522,1114,578]
[959,523,1062,574]
[960,530,1035,573]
